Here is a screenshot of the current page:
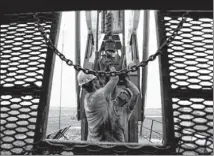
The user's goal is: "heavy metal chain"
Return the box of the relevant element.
[33,12,189,77]
[106,12,113,36]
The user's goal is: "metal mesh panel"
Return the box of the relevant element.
[173,98,213,155]
[164,15,213,91]
[0,13,59,155]
[0,15,52,88]
[1,95,39,154]
[158,11,213,155]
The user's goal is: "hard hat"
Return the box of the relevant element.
[77,71,97,86]
[117,88,132,102]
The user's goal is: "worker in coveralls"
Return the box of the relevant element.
[110,77,140,142]
[96,37,140,142]
[77,67,119,142]
[77,66,139,142]
[97,38,126,87]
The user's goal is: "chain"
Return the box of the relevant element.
[106,12,113,36]
[33,12,189,77]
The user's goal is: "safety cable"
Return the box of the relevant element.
[59,25,65,130]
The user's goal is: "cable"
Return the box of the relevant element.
[59,24,65,130]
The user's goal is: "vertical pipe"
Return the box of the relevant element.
[75,11,81,120]
[122,10,126,63]
[79,11,88,141]
[96,11,99,51]
[141,10,149,122]
[149,120,154,141]
[94,11,100,70]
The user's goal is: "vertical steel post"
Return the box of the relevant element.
[126,11,138,143]
[155,11,175,146]
[75,11,81,120]
[139,11,149,137]
[149,120,154,141]
[141,10,149,123]
[123,10,129,142]
[96,11,99,51]
[122,10,126,61]
[79,11,88,141]
[33,13,62,154]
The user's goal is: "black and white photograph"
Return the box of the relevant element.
[0,2,213,155]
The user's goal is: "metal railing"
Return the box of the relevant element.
[139,117,212,154]
[47,126,71,140]
[139,117,163,144]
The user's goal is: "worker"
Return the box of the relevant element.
[97,49,126,87]
[110,77,140,142]
[99,45,125,71]
[77,67,119,142]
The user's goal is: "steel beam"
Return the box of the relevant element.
[140,10,149,122]
[155,11,175,146]
[75,11,81,120]
[33,13,62,153]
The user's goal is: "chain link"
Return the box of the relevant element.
[106,12,113,36]
[33,12,189,77]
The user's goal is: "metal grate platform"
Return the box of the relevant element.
[157,11,213,155]
[0,13,60,155]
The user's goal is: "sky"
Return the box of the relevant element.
[49,10,161,109]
